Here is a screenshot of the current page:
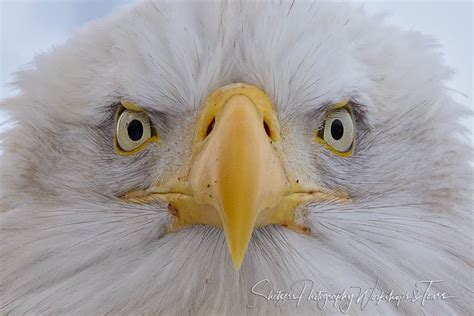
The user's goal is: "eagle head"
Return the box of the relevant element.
[0,1,471,314]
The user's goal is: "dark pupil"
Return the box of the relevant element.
[128,119,144,141]
[330,119,344,140]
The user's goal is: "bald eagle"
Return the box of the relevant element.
[0,1,471,314]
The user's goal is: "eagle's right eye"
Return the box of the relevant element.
[315,103,355,156]
[114,101,158,155]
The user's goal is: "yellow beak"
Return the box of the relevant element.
[188,91,288,269]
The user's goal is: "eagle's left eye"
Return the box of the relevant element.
[114,103,157,155]
[316,106,355,156]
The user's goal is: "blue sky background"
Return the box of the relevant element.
[0,0,472,131]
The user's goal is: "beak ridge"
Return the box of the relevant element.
[189,94,287,269]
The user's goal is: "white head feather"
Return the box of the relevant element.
[0,1,471,314]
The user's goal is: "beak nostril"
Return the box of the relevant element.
[263,120,272,139]
[205,118,215,137]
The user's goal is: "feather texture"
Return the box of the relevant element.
[0,0,472,314]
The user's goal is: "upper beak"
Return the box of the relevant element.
[188,90,288,269]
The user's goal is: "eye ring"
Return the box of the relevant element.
[316,106,355,156]
[114,101,158,155]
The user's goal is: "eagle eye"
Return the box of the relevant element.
[114,101,158,155]
[316,106,355,156]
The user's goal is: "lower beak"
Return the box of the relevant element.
[189,90,288,269]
